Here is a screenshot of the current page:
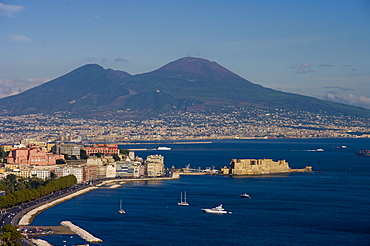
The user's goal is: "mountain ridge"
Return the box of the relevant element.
[0,57,369,119]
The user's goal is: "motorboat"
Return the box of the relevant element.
[178,191,189,206]
[201,204,231,214]
[240,193,250,198]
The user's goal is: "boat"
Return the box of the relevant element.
[316,148,324,151]
[356,150,370,156]
[118,199,125,214]
[157,146,171,150]
[201,204,231,214]
[178,191,189,206]
[240,193,250,198]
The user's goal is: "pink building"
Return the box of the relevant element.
[6,147,65,166]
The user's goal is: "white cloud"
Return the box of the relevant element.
[0,79,46,99]
[325,93,370,109]
[0,3,24,17]
[8,34,33,42]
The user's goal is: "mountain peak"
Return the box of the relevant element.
[155,57,241,80]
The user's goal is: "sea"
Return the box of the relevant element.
[31,138,370,246]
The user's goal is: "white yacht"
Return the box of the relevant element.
[201,204,231,214]
[240,193,250,198]
[178,191,189,206]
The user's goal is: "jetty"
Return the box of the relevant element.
[61,221,103,243]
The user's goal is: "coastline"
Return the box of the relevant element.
[18,187,98,226]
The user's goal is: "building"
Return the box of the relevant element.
[82,165,98,182]
[145,154,164,177]
[116,158,141,178]
[52,143,82,157]
[54,166,83,183]
[30,170,51,180]
[84,144,119,156]
[6,146,65,166]
[229,158,291,175]
[21,139,47,148]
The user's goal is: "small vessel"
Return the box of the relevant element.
[118,199,125,214]
[240,193,250,198]
[157,146,171,150]
[201,204,231,214]
[316,148,324,151]
[178,191,189,206]
[356,150,370,156]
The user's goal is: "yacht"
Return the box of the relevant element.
[178,191,189,206]
[201,204,231,214]
[240,193,250,198]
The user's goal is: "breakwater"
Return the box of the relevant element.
[61,221,103,243]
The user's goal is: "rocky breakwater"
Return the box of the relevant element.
[221,158,312,175]
[61,221,103,243]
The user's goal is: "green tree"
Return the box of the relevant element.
[80,149,88,159]
[119,149,129,155]
[0,224,22,246]
[112,154,120,162]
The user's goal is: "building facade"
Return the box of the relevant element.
[84,144,119,156]
[6,147,65,166]
[145,154,164,177]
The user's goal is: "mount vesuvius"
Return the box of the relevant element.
[0,57,369,119]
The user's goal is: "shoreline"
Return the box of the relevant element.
[18,187,98,226]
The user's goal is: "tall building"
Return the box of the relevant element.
[145,154,164,177]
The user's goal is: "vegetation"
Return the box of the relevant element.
[0,224,22,246]
[119,149,129,155]
[0,174,77,209]
[80,149,88,159]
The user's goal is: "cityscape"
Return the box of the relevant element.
[1,107,369,145]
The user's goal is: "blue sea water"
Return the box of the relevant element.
[31,139,370,246]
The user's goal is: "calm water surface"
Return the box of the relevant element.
[32,139,370,245]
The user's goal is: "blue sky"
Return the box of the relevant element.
[1,0,370,108]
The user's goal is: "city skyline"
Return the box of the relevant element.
[1,0,370,108]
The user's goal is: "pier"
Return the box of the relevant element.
[61,221,103,243]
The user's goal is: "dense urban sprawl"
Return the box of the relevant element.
[0,108,369,144]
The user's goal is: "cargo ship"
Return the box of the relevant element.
[356,150,370,156]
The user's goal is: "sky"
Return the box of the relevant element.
[1,0,370,108]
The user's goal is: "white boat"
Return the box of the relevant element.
[118,199,125,214]
[178,191,189,206]
[157,146,171,150]
[240,193,250,198]
[316,148,324,151]
[201,204,231,214]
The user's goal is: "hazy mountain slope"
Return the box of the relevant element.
[0,57,369,118]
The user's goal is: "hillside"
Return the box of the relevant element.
[0,57,369,119]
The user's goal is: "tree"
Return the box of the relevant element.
[80,149,88,159]
[0,224,22,246]
[119,149,129,155]
[112,154,120,162]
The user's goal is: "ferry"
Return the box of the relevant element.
[157,146,171,150]
[356,150,370,156]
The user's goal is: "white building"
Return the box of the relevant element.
[54,166,83,183]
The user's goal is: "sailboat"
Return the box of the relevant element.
[178,191,189,206]
[118,199,125,214]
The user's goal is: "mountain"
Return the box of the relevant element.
[0,57,369,118]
